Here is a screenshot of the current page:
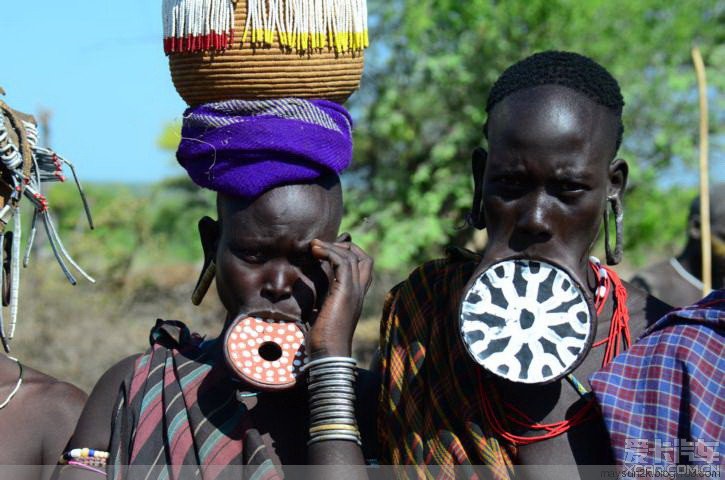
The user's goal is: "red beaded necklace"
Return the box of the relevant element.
[477,258,631,446]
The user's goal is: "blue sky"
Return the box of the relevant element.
[1,1,187,182]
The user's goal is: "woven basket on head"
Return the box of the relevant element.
[168,1,365,106]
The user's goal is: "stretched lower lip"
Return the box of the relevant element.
[246,310,301,324]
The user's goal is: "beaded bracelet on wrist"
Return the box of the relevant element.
[59,448,109,467]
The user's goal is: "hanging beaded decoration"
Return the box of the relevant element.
[0,91,94,353]
[459,258,596,384]
[223,315,309,391]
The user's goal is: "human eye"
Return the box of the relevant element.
[560,181,587,192]
[553,180,590,200]
[489,173,528,197]
[231,248,268,264]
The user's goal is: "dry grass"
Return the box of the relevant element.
[11,261,223,392]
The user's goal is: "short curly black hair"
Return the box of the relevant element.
[485,51,624,151]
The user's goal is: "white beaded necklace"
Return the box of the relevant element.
[0,356,23,410]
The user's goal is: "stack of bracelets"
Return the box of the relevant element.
[303,356,361,446]
[59,448,109,476]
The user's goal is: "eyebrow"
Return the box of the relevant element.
[551,168,596,181]
[231,236,315,251]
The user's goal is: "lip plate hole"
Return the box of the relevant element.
[259,341,283,361]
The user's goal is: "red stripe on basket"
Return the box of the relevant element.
[164,32,234,54]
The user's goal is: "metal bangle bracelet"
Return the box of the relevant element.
[310,409,357,423]
[307,362,357,371]
[310,404,356,418]
[308,380,355,388]
[310,420,358,429]
[309,398,357,408]
[308,386,356,395]
[308,385,355,398]
[310,405,357,416]
[310,418,358,427]
[308,374,357,384]
[307,367,357,377]
[308,392,357,402]
[311,411,358,422]
[307,434,362,446]
[309,431,361,441]
[307,382,356,396]
[310,403,357,415]
[309,403,355,413]
[301,357,356,372]
[307,379,355,389]
[308,371,356,380]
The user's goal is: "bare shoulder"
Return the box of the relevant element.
[25,368,86,408]
[623,280,673,339]
[4,364,89,464]
[68,354,141,449]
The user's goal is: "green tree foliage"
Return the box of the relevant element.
[43,2,721,283]
[343,0,723,273]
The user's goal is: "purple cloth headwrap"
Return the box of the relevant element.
[177,98,353,198]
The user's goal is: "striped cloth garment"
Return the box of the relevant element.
[589,289,724,466]
[377,247,515,479]
[107,320,281,480]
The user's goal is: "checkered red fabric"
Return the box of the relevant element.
[589,290,724,466]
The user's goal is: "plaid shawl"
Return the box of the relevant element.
[378,248,515,478]
[589,290,724,466]
[107,320,282,480]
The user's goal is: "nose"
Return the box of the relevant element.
[261,261,296,302]
[514,191,552,244]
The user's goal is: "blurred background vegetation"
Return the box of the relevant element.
[11,0,723,390]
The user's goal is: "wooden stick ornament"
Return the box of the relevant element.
[691,46,711,296]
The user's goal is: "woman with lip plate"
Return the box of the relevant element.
[377,51,672,477]
[57,1,377,478]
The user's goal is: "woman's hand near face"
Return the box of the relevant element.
[307,237,373,358]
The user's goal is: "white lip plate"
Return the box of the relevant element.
[460,259,593,384]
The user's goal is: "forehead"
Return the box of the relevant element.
[487,85,618,164]
[219,184,341,242]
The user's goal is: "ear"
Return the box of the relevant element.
[192,216,219,305]
[688,215,702,240]
[336,232,352,243]
[198,216,219,263]
[470,147,488,229]
[607,158,628,201]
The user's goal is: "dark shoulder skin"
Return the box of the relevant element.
[54,354,139,480]
[493,282,671,473]
[0,357,86,480]
[631,260,702,308]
